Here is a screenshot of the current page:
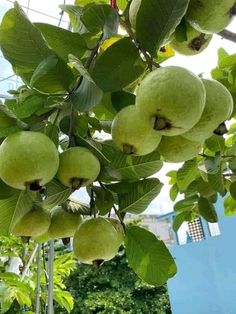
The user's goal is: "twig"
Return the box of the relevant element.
[98,181,126,231]
[218,29,236,43]
[119,16,160,70]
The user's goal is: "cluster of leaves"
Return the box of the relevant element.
[0,236,76,313]
[56,249,171,314]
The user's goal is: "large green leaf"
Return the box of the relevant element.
[224,194,236,216]
[100,141,163,181]
[81,4,119,40]
[125,226,177,286]
[0,3,74,93]
[91,37,145,92]
[0,104,21,138]
[0,191,36,236]
[176,159,198,192]
[173,211,194,232]
[134,0,190,55]
[106,178,163,214]
[35,23,87,62]
[43,180,72,210]
[198,197,218,223]
[60,5,87,34]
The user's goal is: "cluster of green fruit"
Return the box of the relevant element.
[111,66,233,162]
[0,131,100,191]
[0,131,125,264]
[130,0,236,56]
[12,205,124,265]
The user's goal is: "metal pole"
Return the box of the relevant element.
[47,240,54,314]
[21,244,39,281]
[35,244,42,314]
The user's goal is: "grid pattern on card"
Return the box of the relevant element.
[188,218,205,242]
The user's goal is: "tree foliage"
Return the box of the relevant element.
[58,250,171,314]
[0,1,236,308]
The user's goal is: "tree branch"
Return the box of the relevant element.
[217,29,236,43]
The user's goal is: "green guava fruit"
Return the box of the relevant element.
[171,23,212,55]
[48,207,82,239]
[11,208,51,237]
[136,66,206,136]
[33,231,51,244]
[182,79,233,141]
[57,147,101,189]
[111,105,162,155]
[158,135,203,163]
[73,217,121,265]
[0,131,59,191]
[107,218,125,244]
[186,0,236,34]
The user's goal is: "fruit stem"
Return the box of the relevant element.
[70,178,83,190]
[123,144,136,155]
[118,16,160,71]
[90,188,96,218]
[26,180,43,192]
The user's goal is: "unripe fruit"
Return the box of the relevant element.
[111,105,162,156]
[158,136,203,163]
[48,207,82,239]
[171,23,212,56]
[136,66,206,136]
[107,218,125,245]
[11,208,51,237]
[0,131,59,190]
[73,217,121,265]
[182,79,233,141]
[186,0,236,34]
[57,147,101,189]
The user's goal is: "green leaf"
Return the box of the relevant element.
[208,168,225,196]
[71,78,103,112]
[100,141,163,181]
[60,5,87,34]
[125,225,177,286]
[111,91,136,112]
[172,211,193,232]
[54,290,74,313]
[176,159,198,191]
[169,184,179,202]
[15,289,31,307]
[0,4,74,93]
[0,180,16,200]
[93,186,114,215]
[230,181,236,200]
[0,191,36,236]
[81,4,119,40]
[75,135,110,166]
[224,194,236,216]
[93,93,117,120]
[198,197,218,223]
[174,195,198,212]
[35,23,87,62]
[43,180,72,210]
[107,178,163,214]
[13,94,47,119]
[45,123,59,147]
[205,135,225,153]
[134,0,189,55]
[91,37,145,92]
[199,154,221,175]
[0,105,21,138]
